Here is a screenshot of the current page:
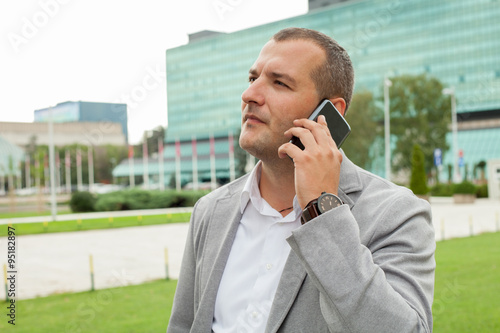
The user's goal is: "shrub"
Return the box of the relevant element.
[92,189,210,212]
[430,183,453,197]
[452,181,476,195]
[410,144,429,195]
[172,190,209,207]
[94,193,131,211]
[148,191,177,209]
[476,184,488,198]
[69,191,96,213]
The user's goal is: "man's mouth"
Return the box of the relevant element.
[244,114,265,125]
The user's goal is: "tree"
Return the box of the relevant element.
[94,145,128,183]
[138,126,166,157]
[476,160,486,184]
[410,144,428,195]
[386,74,451,175]
[342,90,383,170]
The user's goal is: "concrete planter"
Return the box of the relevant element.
[416,194,430,202]
[453,194,476,204]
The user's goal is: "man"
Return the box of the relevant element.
[167,27,435,332]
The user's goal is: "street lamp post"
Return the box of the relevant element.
[442,87,460,183]
[48,107,57,221]
[384,77,392,181]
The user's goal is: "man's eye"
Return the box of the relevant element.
[248,77,256,84]
[275,80,288,88]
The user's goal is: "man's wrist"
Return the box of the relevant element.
[301,192,343,224]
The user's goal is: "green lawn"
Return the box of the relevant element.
[0,279,177,333]
[0,212,191,237]
[432,232,500,332]
[0,233,498,332]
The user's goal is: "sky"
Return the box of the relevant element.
[0,0,308,144]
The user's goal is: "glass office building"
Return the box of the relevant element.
[35,101,129,143]
[163,0,500,185]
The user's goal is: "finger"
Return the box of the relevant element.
[317,115,328,129]
[278,141,302,159]
[291,118,334,148]
[284,126,318,148]
[294,117,332,139]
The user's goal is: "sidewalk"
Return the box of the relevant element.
[0,207,194,225]
[0,198,498,300]
[0,223,190,300]
[430,197,499,240]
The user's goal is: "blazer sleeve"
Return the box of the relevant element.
[287,194,435,333]
[167,202,199,332]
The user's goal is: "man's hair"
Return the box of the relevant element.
[272,27,355,112]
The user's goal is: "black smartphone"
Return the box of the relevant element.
[290,99,351,150]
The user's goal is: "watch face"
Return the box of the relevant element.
[318,193,342,213]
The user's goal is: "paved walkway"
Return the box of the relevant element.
[0,207,193,224]
[0,223,189,300]
[0,198,498,300]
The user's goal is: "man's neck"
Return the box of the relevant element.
[258,159,296,213]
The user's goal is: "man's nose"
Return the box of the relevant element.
[241,78,265,106]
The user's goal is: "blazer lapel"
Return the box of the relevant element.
[191,179,244,330]
[265,251,307,333]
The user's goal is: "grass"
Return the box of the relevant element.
[433,232,500,332]
[0,212,191,237]
[0,233,498,332]
[0,279,177,333]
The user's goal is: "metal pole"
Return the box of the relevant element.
[158,138,165,191]
[164,248,169,280]
[128,145,135,188]
[48,107,57,221]
[89,254,95,291]
[76,147,83,191]
[88,146,94,193]
[384,78,392,181]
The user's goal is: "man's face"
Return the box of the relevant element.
[239,39,324,161]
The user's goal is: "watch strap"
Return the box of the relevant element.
[301,197,319,225]
[301,192,343,225]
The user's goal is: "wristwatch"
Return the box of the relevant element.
[301,192,343,225]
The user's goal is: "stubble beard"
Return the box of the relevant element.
[240,122,294,173]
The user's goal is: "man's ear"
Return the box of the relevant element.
[329,98,346,116]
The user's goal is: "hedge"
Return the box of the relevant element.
[70,189,209,213]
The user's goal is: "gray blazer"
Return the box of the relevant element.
[167,154,435,332]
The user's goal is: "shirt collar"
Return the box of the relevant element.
[240,161,262,214]
[240,161,301,221]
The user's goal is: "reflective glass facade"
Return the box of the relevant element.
[35,101,129,142]
[165,0,500,183]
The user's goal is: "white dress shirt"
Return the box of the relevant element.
[212,162,302,333]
